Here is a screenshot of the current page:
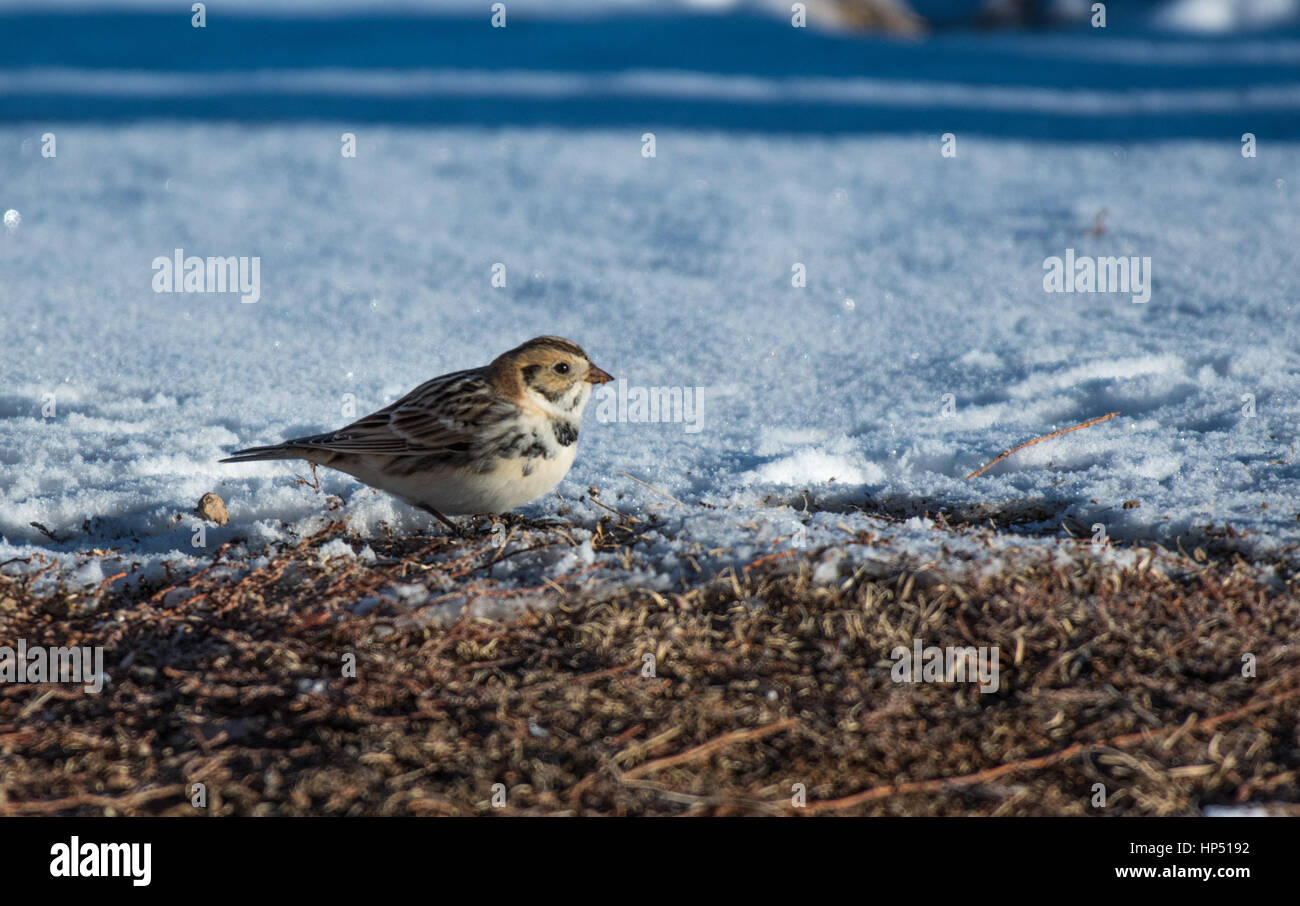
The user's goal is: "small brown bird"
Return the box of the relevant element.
[221,336,613,531]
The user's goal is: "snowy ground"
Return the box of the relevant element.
[2,6,1298,597]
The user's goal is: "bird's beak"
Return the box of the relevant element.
[585,363,614,385]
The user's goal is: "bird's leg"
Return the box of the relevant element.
[416,503,464,537]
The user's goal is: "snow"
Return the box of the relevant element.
[1,3,1299,599]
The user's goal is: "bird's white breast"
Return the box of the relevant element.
[340,413,581,516]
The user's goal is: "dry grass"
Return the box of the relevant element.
[1,518,1298,816]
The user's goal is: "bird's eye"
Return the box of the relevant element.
[553,362,571,375]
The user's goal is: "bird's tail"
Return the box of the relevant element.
[219,443,306,464]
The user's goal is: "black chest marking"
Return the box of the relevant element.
[552,420,579,447]
[490,428,550,461]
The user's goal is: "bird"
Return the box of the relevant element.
[220,336,613,532]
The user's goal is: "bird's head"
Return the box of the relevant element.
[494,335,613,415]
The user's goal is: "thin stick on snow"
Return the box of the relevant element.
[965,411,1119,480]
[619,471,687,507]
[586,492,641,524]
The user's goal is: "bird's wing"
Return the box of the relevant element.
[289,368,515,457]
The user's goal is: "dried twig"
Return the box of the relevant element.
[622,718,798,780]
[29,522,60,543]
[619,472,687,507]
[966,411,1119,480]
[586,494,640,524]
[293,461,322,493]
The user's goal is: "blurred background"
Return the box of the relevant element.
[3,0,1299,138]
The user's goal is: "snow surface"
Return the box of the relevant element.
[1,5,1298,598]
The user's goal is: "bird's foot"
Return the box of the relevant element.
[416,504,469,539]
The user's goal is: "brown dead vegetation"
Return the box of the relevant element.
[1,519,1298,816]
